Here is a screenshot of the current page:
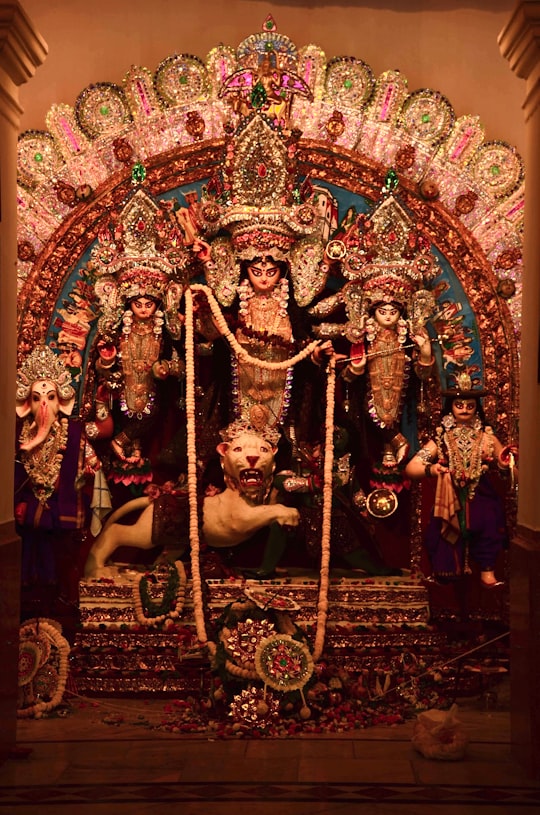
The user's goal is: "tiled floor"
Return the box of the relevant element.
[1,684,539,814]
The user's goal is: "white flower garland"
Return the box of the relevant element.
[313,355,335,662]
[184,287,215,655]
[190,283,320,368]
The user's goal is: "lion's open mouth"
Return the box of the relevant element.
[239,468,264,487]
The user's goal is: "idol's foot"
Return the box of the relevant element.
[480,578,505,589]
[480,570,504,589]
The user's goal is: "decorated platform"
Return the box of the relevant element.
[72,565,445,696]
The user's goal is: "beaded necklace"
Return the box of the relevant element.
[19,417,69,502]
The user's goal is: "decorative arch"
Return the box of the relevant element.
[15,15,521,459]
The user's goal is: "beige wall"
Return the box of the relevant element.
[19,0,525,156]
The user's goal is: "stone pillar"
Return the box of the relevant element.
[0,2,46,764]
[499,0,540,780]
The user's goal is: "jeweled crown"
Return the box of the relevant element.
[17,345,75,403]
[335,172,438,315]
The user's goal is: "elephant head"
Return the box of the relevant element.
[16,346,76,452]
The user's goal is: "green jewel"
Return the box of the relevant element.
[100,105,110,116]
[251,81,267,109]
[490,164,501,176]
[344,79,353,89]
[265,39,274,50]
[34,152,43,163]
[179,74,188,85]
[131,162,147,184]
[421,113,430,123]
[385,168,399,191]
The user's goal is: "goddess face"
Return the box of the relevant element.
[247,256,282,295]
[373,303,401,328]
[451,397,478,424]
[130,296,158,321]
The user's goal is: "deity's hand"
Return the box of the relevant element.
[411,328,432,361]
[311,339,335,366]
[192,237,211,262]
[499,444,519,467]
[152,360,170,380]
[341,341,366,381]
[97,340,117,368]
[84,453,101,476]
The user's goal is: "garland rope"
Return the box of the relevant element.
[184,287,214,654]
[190,283,321,369]
[313,356,336,662]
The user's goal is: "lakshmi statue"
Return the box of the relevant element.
[95,283,183,467]
[89,188,187,482]
[405,375,518,587]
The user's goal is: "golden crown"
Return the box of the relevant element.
[336,173,438,314]
[17,345,74,403]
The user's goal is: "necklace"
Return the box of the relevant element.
[19,418,69,502]
[367,329,408,427]
[120,321,161,415]
[438,415,493,499]
[237,278,291,340]
[133,562,187,627]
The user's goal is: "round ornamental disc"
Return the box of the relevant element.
[400,89,455,146]
[325,57,374,108]
[469,141,524,200]
[75,83,132,140]
[17,131,64,190]
[254,634,314,692]
[18,641,41,687]
[366,488,398,518]
[154,55,208,107]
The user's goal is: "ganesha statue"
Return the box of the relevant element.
[15,345,102,591]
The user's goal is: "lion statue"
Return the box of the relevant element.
[83,424,298,578]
